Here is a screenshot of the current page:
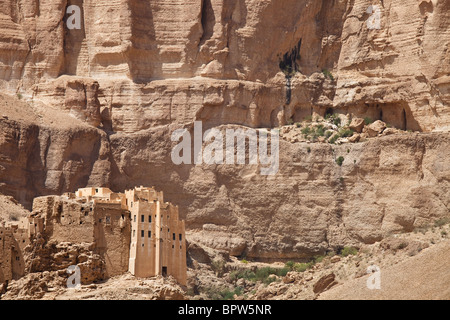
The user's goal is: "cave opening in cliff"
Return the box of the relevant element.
[344,102,421,132]
[325,108,334,118]
[199,0,216,47]
[402,109,407,131]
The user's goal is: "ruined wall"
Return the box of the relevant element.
[93,201,130,277]
[0,227,25,281]
[30,194,131,277]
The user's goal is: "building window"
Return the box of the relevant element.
[141,215,144,223]
[173,233,175,241]
[179,234,182,241]
[106,216,111,224]
[141,230,144,238]
[148,231,151,238]
[133,230,135,238]
[149,215,152,223]
[134,215,136,222]
[95,189,98,193]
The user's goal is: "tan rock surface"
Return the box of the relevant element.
[0,193,30,223]
[319,240,450,300]
[0,0,447,132]
[0,0,449,299]
[1,100,449,259]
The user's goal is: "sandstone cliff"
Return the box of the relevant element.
[0,0,449,260]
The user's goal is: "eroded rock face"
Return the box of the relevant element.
[0,0,449,260]
[0,0,447,132]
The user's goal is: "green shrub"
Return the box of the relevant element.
[312,255,326,264]
[230,269,255,282]
[336,156,345,166]
[211,259,227,277]
[397,242,408,250]
[322,69,335,81]
[285,261,295,270]
[205,286,243,300]
[339,128,354,138]
[316,125,325,137]
[293,262,313,272]
[434,218,450,228]
[329,134,340,144]
[364,117,374,125]
[333,117,342,127]
[340,246,358,257]
[220,287,243,300]
[301,127,312,137]
[231,266,288,285]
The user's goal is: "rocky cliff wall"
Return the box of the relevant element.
[0,0,449,259]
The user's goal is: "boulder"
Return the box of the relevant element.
[349,118,365,133]
[313,273,338,294]
[348,133,361,143]
[366,120,387,137]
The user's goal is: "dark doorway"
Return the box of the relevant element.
[402,109,407,131]
[162,266,167,277]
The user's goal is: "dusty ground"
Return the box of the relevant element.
[185,220,450,300]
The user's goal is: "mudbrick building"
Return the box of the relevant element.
[0,187,187,287]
